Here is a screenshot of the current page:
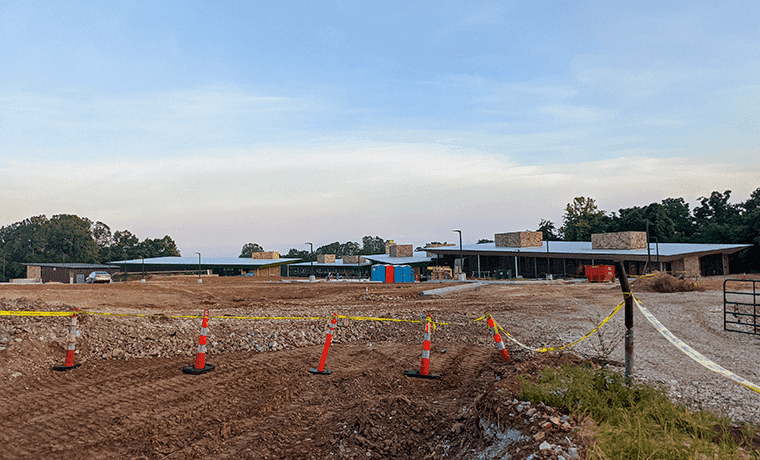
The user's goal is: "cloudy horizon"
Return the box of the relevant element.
[2,1,758,256]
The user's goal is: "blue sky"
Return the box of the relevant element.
[1,1,758,257]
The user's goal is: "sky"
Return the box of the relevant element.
[1,1,759,257]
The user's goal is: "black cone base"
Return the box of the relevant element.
[404,370,441,380]
[308,368,332,375]
[53,364,81,372]
[182,364,215,375]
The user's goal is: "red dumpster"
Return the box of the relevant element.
[585,265,615,282]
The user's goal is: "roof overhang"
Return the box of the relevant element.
[422,242,751,262]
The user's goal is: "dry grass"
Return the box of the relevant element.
[631,271,705,293]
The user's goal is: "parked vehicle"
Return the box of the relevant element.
[85,271,112,284]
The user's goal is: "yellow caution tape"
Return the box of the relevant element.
[494,301,625,353]
[634,297,760,395]
[0,310,73,317]
[0,310,449,326]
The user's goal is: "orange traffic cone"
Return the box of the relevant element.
[405,314,441,380]
[309,314,338,375]
[53,307,81,371]
[486,314,510,362]
[183,309,215,375]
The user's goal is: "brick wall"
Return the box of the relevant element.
[591,232,647,250]
[494,231,543,247]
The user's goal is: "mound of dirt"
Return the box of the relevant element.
[630,271,704,293]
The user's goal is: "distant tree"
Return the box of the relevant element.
[360,236,387,255]
[476,238,494,244]
[239,243,264,258]
[559,197,611,241]
[284,248,314,261]
[316,241,361,256]
[660,197,694,242]
[610,204,675,242]
[140,236,180,258]
[45,214,99,263]
[536,219,559,241]
[690,190,742,243]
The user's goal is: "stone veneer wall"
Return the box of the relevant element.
[26,265,41,279]
[389,244,413,258]
[494,231,543,247]
[672,256,701,276]
[591,232,647,250]
[317,254,336,264]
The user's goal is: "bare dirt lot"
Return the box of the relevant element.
[1,276,759,459]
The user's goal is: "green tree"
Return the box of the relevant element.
[45,214,99,263]
[691,190,742,243]
[536,219,559,241]
[360,236,387,255]
[476,238,494,244]
[659,197,694,242]
[139,236,180,258]
[239,243,264,258]
[284,248,314,261]
[560,197,611,241]
[610,204,675,242]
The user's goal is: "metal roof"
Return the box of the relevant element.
[422,241,751,261]
[290,259,372,268]
[110,256,300,267]
[22,263,119,269]
[362,252,434,266]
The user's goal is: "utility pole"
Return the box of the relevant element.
[305,242,314,278]
[453,229,462,279]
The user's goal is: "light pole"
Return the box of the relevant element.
[453,229,462,279]
[194,252,202,283]
[305,242,313,278]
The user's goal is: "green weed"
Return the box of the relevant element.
[520,364,758,459]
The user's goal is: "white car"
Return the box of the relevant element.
[85,271,112,284]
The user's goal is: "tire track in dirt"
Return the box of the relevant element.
[1,341,509,460]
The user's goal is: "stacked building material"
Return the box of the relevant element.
[252,251,280,259]
[495,231,543,247]
[591,232,647,250]
[429,266,453,280]
[317,254,336,264]
[389,244,413,258]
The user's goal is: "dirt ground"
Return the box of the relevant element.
[1,275,759,459]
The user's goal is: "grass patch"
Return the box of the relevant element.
[520,364,759,459]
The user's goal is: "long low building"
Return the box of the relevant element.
[112,255,300,278]
[422,231,751,279]
[22,263,120,284]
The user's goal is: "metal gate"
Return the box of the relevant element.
[724,279,760,336]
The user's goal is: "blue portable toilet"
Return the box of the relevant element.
[402,265,414,282]
[371,265,385,282]
[394,265,403,283]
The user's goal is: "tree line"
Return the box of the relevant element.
[239,236,388,261]
[0,214,180,282]
[537,188,760,271]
